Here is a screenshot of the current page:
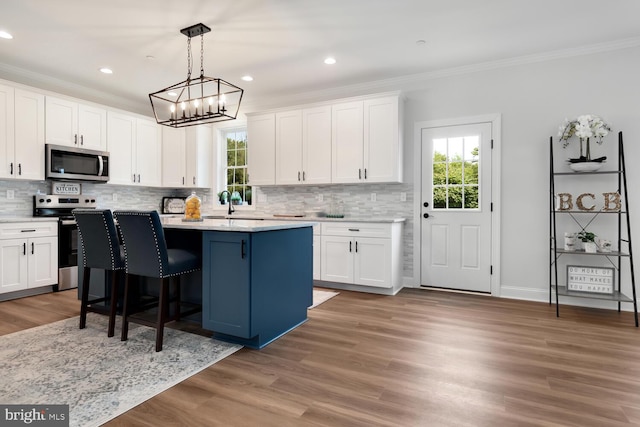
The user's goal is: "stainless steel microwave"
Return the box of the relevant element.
[45,144,110,182]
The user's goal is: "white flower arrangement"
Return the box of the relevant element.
[558,114,611,148]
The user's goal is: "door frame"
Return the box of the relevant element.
[412,114,502,296]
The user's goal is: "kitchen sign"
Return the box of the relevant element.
[567,265,615,294]
[51,181,81,195]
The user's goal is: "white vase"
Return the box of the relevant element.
[583,241,597,253]
[564,233,576,251]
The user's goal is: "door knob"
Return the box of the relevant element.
[423,213,429,218]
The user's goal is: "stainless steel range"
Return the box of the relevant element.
[33,195,97,290]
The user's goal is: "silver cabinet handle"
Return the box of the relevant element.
[80,135,84,145]
[74,134,78,145]
[359,169,361,179]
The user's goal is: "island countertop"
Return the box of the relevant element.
[160,216,317,232]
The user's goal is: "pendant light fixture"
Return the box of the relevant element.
[149,23,243,128]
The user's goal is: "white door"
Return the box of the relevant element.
[135,119,162,186]
[331,101,363,183]
[0,238,28,293]
[302,105,332,184]
[275,110,303,185]
[421,123,492,292]
[107,111,136,185]
[321,235,354,283]
[354,237,391,288]
[78,104,107,150]
[14,89,45,181]
[28,236,58,288]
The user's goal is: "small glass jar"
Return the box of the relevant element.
[184,191,202,221]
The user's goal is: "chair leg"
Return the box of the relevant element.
[156,278,169,352]
[79,267,91,329]
[120,273,132,342]
[175,276,181,321]
[107,270,119,337]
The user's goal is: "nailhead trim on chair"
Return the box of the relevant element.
[73,209,125,271]
[116,211,201,278]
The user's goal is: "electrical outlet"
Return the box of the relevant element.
[400,192,407,202]
[371,193,376,202]
[317,194,323,202]
[112,193,118,202]
[6,190,14,200]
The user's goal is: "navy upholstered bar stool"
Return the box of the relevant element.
[72,209,125,337]
[113,210,201,352]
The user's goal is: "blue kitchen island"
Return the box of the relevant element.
[160,217,315,349]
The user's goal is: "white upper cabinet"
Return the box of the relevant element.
[331,101,364,184]
[45,96,106,150]
[275,106,332,185]
[14,89,45,181]
[0,85,44,181]
[302,105,332,185]
[363,96,402,183]
[107,112,161,187]
[0,86,45,181]
[275,110,303,185]
[107,111,135,185]
[0,84,15,180]
[247,113,276,186]
[135,118,162,187]
[185,125,212,188]
[332,95,402,184]
[161,127,187,187]
[161,126,212,188]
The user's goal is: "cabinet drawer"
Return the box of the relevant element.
[0,222,58,238]
[321,222,391,238]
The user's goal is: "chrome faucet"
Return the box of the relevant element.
[220,190,234,215]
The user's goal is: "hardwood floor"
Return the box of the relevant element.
[2,288,640,426]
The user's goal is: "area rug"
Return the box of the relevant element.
[310,289,339,309]
[0,313,242,427]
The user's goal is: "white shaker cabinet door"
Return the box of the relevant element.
[0,238,29,294]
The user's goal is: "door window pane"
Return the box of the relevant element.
[432,135,481,210]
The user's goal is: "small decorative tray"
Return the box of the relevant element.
[325,214,345,218]
[181,218,204,222]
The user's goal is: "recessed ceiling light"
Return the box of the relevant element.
[324,57,336,65]
[146,55,155,60]
[0,31,13,40]
[241,75,254,82]
[99,67,113,74]
[416,39,426,46]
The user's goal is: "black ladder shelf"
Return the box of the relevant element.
[549,131,638,326]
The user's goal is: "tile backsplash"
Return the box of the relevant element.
[0,179,413,280]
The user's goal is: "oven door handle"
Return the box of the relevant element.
[60,220,77,226]
[98,155,104,177]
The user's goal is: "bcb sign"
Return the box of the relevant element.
[556,192,621,211]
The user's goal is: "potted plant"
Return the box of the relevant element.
[577,231,597,253]
[217,191,227,205]
[231,191,243,205]
[558,115,610,171]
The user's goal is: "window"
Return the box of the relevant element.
[224,129,252,205]
[432,136,479,209]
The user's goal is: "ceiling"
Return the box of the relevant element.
[2,0,640,116]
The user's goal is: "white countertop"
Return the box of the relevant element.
[171,214,406,223]
[160,216,318,232]
[0,217,59,223]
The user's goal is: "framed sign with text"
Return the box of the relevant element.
[566,265,615,294]
[51,181,81,195]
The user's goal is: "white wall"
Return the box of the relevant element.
[402,45,640,303]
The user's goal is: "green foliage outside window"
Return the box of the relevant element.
[432,147,479,209]
[225,130,252,205]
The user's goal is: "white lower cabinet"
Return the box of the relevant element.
[0,222,58,294]
[320,222,402,289]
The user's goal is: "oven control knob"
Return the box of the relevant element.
[91,199,96,203]
[85,199,90,203]
[46,198,51,203]
[39,198,45,203]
